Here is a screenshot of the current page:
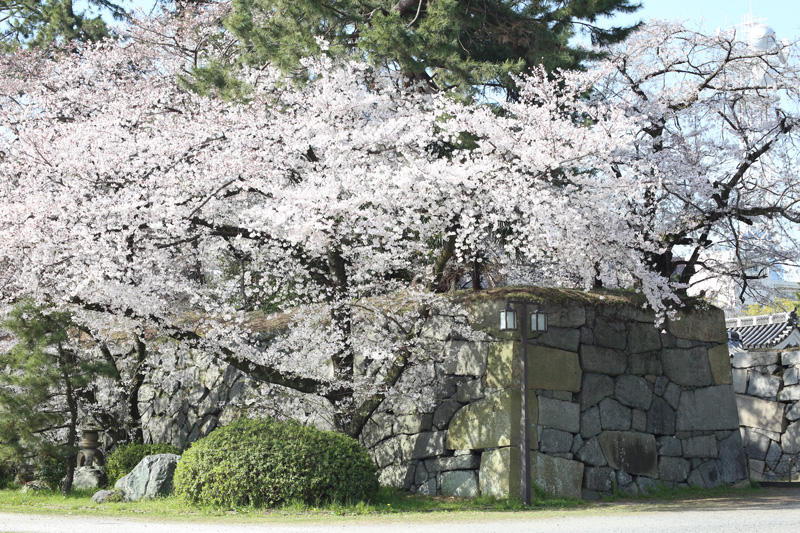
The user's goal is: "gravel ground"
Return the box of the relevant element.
[3,487,800,533]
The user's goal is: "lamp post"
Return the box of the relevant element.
[499,300,547,506]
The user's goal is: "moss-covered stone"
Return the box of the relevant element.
[528,346,582,392]
[486,341,520,389]
[445,391,538,450]
[708,344,733,385]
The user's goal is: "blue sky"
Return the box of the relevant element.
[610,0,799,41]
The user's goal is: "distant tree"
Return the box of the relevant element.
[0,302,115,493]
[0,0,128,49]
[221,0,642,98]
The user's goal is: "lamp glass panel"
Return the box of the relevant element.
[531,312,548,332]
[499,310,517,330]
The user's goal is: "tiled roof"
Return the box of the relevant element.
[726,311,799,350]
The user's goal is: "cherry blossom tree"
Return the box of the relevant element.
[1,10,798,437]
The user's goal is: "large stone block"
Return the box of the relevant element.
[628,322,662,353]
[732,351,779,368]
[440,471,479,498]
[735,394,783,432]
[536,327,580,352]
[659,457,690,482]
[435,454,480,472]
[666,308,727,343]
[581,406,602,439]
[486,342,520,389]
[446,391,537,450]
[708,344,733,385]
[580,345,627,375]
[676,385,740,431]
[442,341,488,377]
[593,316,628,350]
[662,347,713,387]
[528,346,582,392]
[583,466,614,492]
[378,464,414,488]
[532,452,584,501]
[747,372,781,399]
[688,461,723,488]
[547,304,587,328]
[615,375,653,410]
[682,435,718,458]
[779,386,800,401]
[732,369,748,394]
[781,421,800,454]
[597,431,658,477]
[409,431,446,460]
[581,373,614,409]
[478,447,583,500]
[538,397,580,433]
[782,351,800,366]
[576,437,607,466]
[628,351,662,376]
[646,397,676,436]
[540,429,574,454]
[599,398,631,431]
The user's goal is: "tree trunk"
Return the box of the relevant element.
[58,345,78,494]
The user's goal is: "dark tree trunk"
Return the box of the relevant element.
[58,345,78,494]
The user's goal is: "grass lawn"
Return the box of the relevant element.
[0,484,763,523]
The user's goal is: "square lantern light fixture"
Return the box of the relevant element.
[530,308,548,333]
[499,304,517,331]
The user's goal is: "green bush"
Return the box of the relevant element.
[105,442,181,486]
[173,417,379,507]
[34,453,66,489]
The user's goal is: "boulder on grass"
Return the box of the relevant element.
[91,489,122,503]
[72,466,107,491]
[20,480,49,493]
[114,453,180,501]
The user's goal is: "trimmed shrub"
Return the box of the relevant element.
[105,442,181,486]
[173,417,379,507]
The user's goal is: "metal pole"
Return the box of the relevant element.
[519,302,531,506]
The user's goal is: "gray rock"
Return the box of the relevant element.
[540,428,574,454]
[435,455,480,471]
[732,351,779,368]
[442,341,488,377]
[616,470,634,487]
[676,385,739,431]
[659,457,690,482]
[654,376,669,397]
[581,373,615,409]
[780,385,800,401]
[581,406,602,439]
[658,436,682,457]
[417,478,437,496]
[632,409,647,432]
[615,375,653,410]
[784,366,800,386]
[455,379,484,403]
[580,345,627,376]
[736,394,784,432]
[636,476,657,495]
[583,466,614,492]
[682,436,718,458]
[662,347,713,387]
[536,327,581,352]
[114,454,180,501]
[782,352,800,366]
[766,441,782,470]
[599,398,631,431]
[577,437,607,466]
[91,489,121,503]
[747,372,781,399]
[688,461,723,488]
[410,431,446,460]
[538,397,580,433]
[732,369,748,394]
[593,317,627,350]
[663,382,681,410]
[439,470,478,498]
[378,465,414,489]
[646,397,676,436]
[433,399,463,430]
[787,403,800,421]
[72,466,106,491]
[741,428,771,460]
[628,351,663,376]
[628,323,662,353]
[598,431,658,477]
[782,421,800,454]
[547,304,587,328]
[571,434,584,454]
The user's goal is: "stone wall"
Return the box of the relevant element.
[361,289,748,500]
[731,348,800,481]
